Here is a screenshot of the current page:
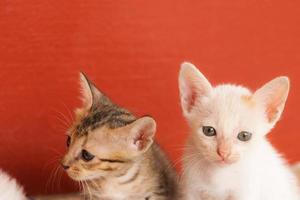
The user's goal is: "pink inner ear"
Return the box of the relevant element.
[266,102,280,123]
[186,85,198,113]
[133,131,147,150]
[265,92,285,123]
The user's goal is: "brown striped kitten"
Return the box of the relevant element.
[61,73,178,200]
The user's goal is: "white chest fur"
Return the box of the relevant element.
[183,142,300,200]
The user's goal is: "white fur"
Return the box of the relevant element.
[179,62,299,200]
[0,169,26,200]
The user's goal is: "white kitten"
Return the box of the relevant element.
[179,62,300,200]
[0,169,26,200]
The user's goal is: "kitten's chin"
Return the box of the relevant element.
[202,155,233,165]
[215,158,239,166]
[66,172,82,181]
[203,156,239,166]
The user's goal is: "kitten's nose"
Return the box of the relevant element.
[61,165,70,170]
[61,163,70,170]
[61,156,71,170]
[217,148,231,160]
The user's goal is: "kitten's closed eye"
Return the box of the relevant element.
[202,126,217,137]
[99,158,126,163]
[81,149,95,162]
[237,131,252,142]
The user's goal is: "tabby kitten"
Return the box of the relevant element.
[61,73,178,200]
[179,62,300,200]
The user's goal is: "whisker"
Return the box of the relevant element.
[57,166,64,192]
[54,109,72,125]
[51,115,70,129]
[52,165,60,192]
[42,156,60,170]
[45,165,56,193]
[61,102,74,122]
[83,180,92,200]
[47,147,64,156]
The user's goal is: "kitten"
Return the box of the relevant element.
[61,73,178,200]
[292,163,300,187]
[0,169,26,200]
[179,62,300,200]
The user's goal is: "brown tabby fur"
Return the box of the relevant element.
[61,73,179,200]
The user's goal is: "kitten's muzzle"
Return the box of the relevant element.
[217,147,232,161]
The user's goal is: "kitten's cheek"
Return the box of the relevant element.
[71,166,81,172]
[224,155,240,164]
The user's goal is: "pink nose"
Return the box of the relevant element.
[217,148,231,160]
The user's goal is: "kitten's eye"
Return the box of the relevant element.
[81,149,95,162]
[237,131,252,142]
[202,126,217,136]
[66,136,71,147]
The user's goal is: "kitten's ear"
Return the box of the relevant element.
[127,116,156,153]
[179,62,212,117]
[253,76,290,125]
[79,72,105,108]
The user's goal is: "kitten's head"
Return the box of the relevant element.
[61,73,156,181]
[179,62,289,165]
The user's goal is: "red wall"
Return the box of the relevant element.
[0,0,300,196]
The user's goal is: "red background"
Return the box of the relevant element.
[0,0,300,196]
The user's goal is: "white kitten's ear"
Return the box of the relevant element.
[179,62,212,117]
[127,116,156,153]
[79,72,106,108]
[253,76,290,124]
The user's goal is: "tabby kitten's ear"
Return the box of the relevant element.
[179,62,212,118]
[253,76,290,126]
[79,72,112,108]
[127,116,156,153]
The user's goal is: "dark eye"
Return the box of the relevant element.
[81,149,95,162]
[237,131,252,142]
[202,126,217,136]
[66,136,71,147]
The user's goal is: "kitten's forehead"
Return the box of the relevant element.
[85,125,131,152]
[76,104,136,136]
[203,84,258,132]
[212,85,252,108]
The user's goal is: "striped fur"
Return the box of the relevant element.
[61,73,179,200]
